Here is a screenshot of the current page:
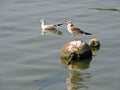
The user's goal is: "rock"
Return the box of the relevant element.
[88,38,100,48]
[88,38,100,51]
[61,40,92,64]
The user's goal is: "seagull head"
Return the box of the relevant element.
[40,19,45,23]
[65,21,73,26]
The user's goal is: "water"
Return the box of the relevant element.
[0,0,120,90]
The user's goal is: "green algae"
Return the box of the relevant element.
[90,8,120,12]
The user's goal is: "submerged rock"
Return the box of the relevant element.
[88,38,100,50]
[88,38,100,57]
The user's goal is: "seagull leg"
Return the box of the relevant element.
[73,34,77,40]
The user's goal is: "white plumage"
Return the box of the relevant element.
[40,19,63,35]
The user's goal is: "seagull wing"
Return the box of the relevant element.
[70,26,92,35]
[43,24,57,30]
[70,26,84,34]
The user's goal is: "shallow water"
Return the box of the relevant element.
[0,0,120,90]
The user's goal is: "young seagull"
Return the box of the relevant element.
[66,21,92,39]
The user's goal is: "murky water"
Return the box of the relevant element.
[0,0,120,90]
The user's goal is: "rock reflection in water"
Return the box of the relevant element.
[61,57,91,70]
[61,58,92,90]
[66,71,91,90]
[91,47,100,57]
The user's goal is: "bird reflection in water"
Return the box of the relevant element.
[41,29,63,36]
[61,58,92,90]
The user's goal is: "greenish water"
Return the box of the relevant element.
[0,0,120,90]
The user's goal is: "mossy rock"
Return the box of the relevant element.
[61,40,92,63]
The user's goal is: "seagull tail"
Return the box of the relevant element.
[56,23,64,26]
[85,32,92,35]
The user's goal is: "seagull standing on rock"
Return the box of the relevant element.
[66,21,92,39]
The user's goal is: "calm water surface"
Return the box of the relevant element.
[0,0,120,90]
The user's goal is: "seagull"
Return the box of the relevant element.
[40,19,63,35]
[66,21,92,39]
